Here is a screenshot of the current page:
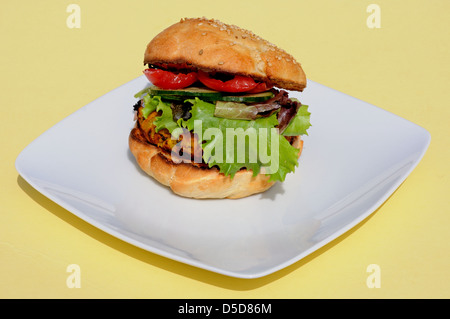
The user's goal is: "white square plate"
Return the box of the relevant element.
[15,76,430,278]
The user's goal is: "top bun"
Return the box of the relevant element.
[144,17,307,91]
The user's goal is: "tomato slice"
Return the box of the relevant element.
[246,82,273,93]
[197,70,258,93]
[143,68,197,90]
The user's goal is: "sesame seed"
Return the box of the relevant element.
[199,49,203,55]
[218,61,224,65]
[183,18,298,63]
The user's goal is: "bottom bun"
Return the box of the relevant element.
[129,127,303,199]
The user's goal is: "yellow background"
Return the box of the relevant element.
[1,0,449,298]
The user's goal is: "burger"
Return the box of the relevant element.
[129,17,311,199]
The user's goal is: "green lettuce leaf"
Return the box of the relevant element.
[141,94,157,118]
[142,95,179,133]
[153,98,179,134]
[134,86,151,99]
[136,93,312,182]
[282,104,311,136]
[181,98,301,181]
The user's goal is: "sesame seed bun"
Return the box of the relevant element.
[144,17,307,91]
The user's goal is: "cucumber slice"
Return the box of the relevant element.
[220,91,274,103]
[149,86,274,103]
[149,86,223,99]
